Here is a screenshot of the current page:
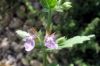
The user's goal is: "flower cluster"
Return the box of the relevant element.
[24,33,58,51]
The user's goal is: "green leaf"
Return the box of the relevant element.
[53,6,63,12]
[52,1,72,12]
[48,61,59,66]
[41,0,57,9]
[15,30,29,41]
[62,2,72,10]
[36,30,44,45]
[37,30,44,40]
[58,0,66,5]
[59,35,95,49]
[56,36,66,44]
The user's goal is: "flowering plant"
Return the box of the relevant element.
[16,0,95,66]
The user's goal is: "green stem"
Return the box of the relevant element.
[43,49,47,66]
[43,9,51,66]
[47,9,52,30]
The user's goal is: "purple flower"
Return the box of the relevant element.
[45,34,58,49]
[24,34,36,51]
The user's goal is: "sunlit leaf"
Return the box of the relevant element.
[62,2,72,10]
[15,30,29,41]
[59,35,95,49]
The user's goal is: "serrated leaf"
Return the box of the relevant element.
[41,0,57,9]
[59,35,95,49]
[15,30,29,41]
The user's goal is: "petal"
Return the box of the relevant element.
[25,36,33,40]
[45,33,49,38]
[50,34,56,39]
[53,43,58,49]
[45,39,58,49]
[24,40,35,51]
[31,39,35,46]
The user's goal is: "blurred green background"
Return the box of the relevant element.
[0,0,100,66]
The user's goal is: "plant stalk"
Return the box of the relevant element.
[43,9,52,66]
[47,9,52,31]
[43,49,47,66]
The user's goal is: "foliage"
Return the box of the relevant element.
[1,0,100,66]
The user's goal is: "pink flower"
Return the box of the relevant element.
[24,34,36,51]
[45,33,58,49]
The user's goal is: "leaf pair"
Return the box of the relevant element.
[41,0,72,12]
